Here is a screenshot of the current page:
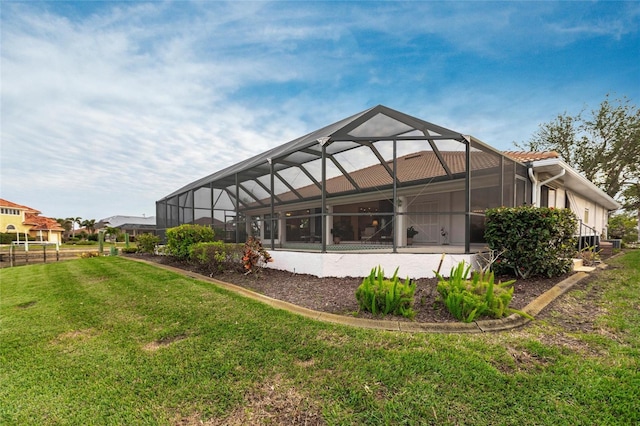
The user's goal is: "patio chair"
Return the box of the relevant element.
[361,227,376,242]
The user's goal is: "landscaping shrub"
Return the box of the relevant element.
[0,233,35,244]
[436,262,530,323]
[485,206,577,278]
[165,225,215,260]
[79,252,100,258]
[0,233,16,244]
[355,266,416,319]
[121,247,138,254]
[136,233,160,254]
[87,233,99,241]
[242,236,273,273]
[189,241,243,274]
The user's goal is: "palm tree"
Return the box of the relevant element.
[72,217,82,238]
[57,218,73,240]
[104,226,119,243]
[82,219,96,234]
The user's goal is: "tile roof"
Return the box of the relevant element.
[503,151,560,162]
[317,150,498,194]
[0,198,40,213]
[1,198,63,232]
[259,150,501,205]
[23,212,65,231]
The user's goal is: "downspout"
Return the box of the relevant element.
[528,165,538,206]
[528,165,565,207]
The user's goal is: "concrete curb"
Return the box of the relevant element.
[123,256,594,334]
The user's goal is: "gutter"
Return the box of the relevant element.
[528,164,566,207]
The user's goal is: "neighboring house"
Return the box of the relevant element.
[155,105,620,277]
[96,215,156,238]
[0,199,65,244]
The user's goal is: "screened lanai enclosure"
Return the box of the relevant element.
[156,105,531,254]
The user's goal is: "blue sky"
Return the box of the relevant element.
[1,1,639,222]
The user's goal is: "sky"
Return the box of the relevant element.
[1,1,639,222]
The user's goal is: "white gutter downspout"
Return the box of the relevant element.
[528,166,566,207]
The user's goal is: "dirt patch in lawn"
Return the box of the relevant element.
[143,333,189,352]
[128,254,569,324]
[176,375,325,426]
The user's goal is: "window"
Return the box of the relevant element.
[515,177,529,206]
[6,224,16,231]
[584,208,589,223]
[1,208,19,215]
[540,186,549,207]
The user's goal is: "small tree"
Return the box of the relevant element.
[608,212,638,244]
[485,206,577,278]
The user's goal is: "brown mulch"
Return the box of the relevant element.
[128,253,570,323]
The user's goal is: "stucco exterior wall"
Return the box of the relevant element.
[265,250,478,279]
[0,211,30,234]
[567,191,609,236]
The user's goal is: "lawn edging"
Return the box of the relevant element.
[123,256,595,334]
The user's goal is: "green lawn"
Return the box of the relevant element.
[1,252,639,425]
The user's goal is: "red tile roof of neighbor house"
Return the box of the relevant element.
[503,151,560,162]
[1,198,64,231]
[0,198,40,213]
[23,212,66,231]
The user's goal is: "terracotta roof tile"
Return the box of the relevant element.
[263,150,501,205]
[0,198,40,213]
[503,151,559,162]
[24,212,65,231]
[1,199,64,233]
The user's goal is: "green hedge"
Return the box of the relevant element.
[165,225,215,260]
[485,206,577,278]
[0,233,36,244]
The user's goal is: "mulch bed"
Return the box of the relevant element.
[128,253,570,323]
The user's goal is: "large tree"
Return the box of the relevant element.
[516,94,640,210]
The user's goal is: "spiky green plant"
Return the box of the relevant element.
[356,266,416,319]
[436,261,531,323]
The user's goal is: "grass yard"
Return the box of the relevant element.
[1,252,639,425]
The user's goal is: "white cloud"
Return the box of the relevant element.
[1,1,638,219]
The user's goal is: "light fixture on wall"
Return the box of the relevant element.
[372,220,379,227]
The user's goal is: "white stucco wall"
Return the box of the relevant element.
[567,191,608,236]
[265,250,478,279]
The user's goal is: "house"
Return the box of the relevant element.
[504,151,619,245]
[156,105,620,277]
[0,199,65,244]
[96,215,156,238]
